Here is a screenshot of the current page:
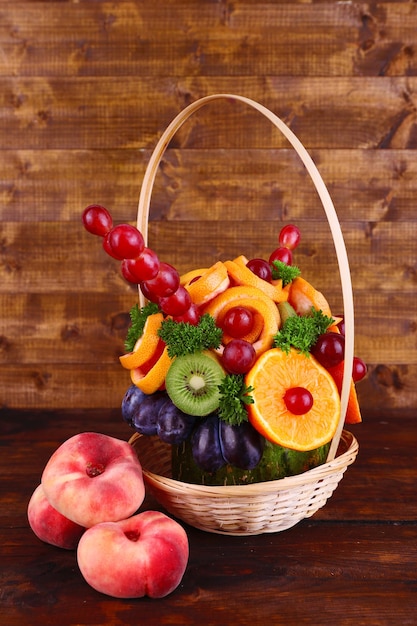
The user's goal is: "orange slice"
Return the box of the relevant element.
[224,258,288,303]
[222,309,264,345]
[287,276,332,317]
[245,348,341,451]
[232,254,249,267]
[130,346,173,394]
[184,261,230,306]
[180,268,208,287]
[204,285,279,320]
[204,285,280,355]
[214,296,279,357]
[119,312,164,370]
[327,361,362,424]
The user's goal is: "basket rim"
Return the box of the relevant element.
[129,429,359,498]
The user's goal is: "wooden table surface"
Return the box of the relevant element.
[1,409,416,626]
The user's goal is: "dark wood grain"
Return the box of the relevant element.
[1,2,417,78]
[3,148,417,222]
[2,76,417,150]
[1,410,416,626]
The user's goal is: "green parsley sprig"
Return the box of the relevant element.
[124,302,160,352]
[218,374,254,426]
[271,259,301,286]
[273,307,334,355]
[158,313,222,358]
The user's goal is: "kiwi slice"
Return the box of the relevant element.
[165,352,225,416]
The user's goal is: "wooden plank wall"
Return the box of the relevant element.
[1,1,416,412]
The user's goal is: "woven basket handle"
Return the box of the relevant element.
[136,93,354,462]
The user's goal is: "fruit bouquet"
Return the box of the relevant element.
[82,95,362,535]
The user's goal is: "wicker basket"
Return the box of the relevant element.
[130,94,359,536]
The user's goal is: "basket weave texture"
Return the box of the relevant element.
[130,431,358,536]
[130,94,360,535]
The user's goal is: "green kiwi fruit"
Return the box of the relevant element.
[165,352,225,416]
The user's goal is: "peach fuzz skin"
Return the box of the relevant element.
[27,484,85,549]
[77,510,189,598]
[41,432,145,528]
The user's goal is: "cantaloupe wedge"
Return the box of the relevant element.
[287,276,332,316]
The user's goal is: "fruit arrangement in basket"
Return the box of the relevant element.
[82,205,366,487]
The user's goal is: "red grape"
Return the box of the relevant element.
[221,306,254,338]
[337,316,345,336]
[268,247,293,266]
[120,259,139,283]
[121,248,160,283]
[159,286,192,317]
[140,281,160,303]
[283,387,313,415]
[279,224,301,250]
[173,303,201,325]
[142,262,180,298]
[102,231,122,259]
[311,332,345,369]
[82,205,113,237]
[221,339,256,375]
[246,258,272,282]
[352,357,367,382]
[106,224,145,260]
